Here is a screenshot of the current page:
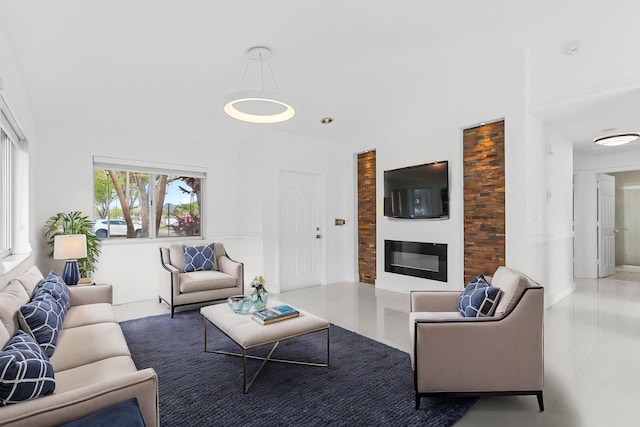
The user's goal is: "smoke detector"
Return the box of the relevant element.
[564,40,583,56]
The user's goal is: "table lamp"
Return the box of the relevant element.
[53,234,87,285]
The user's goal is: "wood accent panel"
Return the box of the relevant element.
[463,121,505,284]
[358,150,376,284]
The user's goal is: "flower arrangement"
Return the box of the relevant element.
[250,275,269,309]
[250,275,267,302]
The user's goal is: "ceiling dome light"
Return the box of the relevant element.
[594,132,640,146]
[224,47,295,124]
[320,117,333,124]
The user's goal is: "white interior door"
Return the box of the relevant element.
[279,171,321,291]
[598,173,616,277]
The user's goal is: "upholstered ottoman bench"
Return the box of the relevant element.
[201,301,330,393]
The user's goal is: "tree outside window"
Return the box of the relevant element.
[93,168,202,239]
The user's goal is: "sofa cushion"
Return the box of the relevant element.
[50,322,131,372]
[0,325,9,353]
[0,330,55,405]
[63,303,117,329]
[183,243,217,272]
[491,266,528,317]
[458,276,502,317]
[34,272,71,312]
[14,265,45,297]
[18,293,67,357]
[0,281,31,343]
[54,356,136,394]
[179,270,237,293]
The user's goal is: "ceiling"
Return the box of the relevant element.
[0,0,638,152]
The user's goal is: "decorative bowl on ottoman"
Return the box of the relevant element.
[227,295,253,314]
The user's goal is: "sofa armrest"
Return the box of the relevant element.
[218,256,244,291]
[68,284,113,306]
[0,368,159,427]
[410,291,461,312]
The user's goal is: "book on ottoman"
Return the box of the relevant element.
[252,305,300,325]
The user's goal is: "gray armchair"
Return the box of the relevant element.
[410,266,544,411]
[159,243,244,317]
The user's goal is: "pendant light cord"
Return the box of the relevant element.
[266,60,281,94]
[235,59,251,92]
[234,48,281,94]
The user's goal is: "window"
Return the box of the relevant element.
[0,89,30,264]
[93,157,205,240]
[0,130,11,258]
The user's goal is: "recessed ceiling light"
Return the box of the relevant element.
[321,117,334,124]
[594,132,640,146]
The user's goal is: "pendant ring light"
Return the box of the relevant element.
[224,47,295,124]
[594,132,640,146]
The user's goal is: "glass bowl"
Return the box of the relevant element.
[227,295,253,314]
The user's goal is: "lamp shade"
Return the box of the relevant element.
[53,234,87,260]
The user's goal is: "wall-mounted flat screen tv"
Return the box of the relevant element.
[383,161,449,219]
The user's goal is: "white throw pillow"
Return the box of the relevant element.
[491,266,527,317]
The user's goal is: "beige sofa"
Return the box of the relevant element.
[410,266,544,411]
[0,266,158,427]
[159,243,244,317]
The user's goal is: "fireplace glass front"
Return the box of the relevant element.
[384,240,447,282]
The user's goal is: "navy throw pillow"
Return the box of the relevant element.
[183,243,217,272]
[34,271,70,312]
[0,330,55,405]
[18,294,66,357]
[458,275,502,317]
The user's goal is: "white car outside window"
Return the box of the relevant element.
[94,219,142,238]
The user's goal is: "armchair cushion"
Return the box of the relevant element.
[183,243,217,272]
[491,266,528,317]
[179,271,237,293]
[457,276,502,317]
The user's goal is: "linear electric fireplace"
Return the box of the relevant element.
[385,240,447,282]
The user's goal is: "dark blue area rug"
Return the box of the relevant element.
[120,309,475,426]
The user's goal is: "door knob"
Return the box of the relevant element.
[316,234,321,239]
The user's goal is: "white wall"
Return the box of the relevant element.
[346,49,575,307]
[525,0,640,281]
[529,1,640,107]
[31,119,352,304]
[573,149,640,278]
[525,121,575,306]
[236,128,354,292]
[0,24,38,287]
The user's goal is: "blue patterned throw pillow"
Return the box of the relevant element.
[0,330,55,405]
[34,271,71,312]
[183,243,217,272]
[458,275,502,317]
[18,294,66,357]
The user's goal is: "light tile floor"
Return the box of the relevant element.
[114,274,640,427]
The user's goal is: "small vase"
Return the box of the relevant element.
[252,289,269,310]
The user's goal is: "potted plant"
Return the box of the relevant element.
[43,211,102,280]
